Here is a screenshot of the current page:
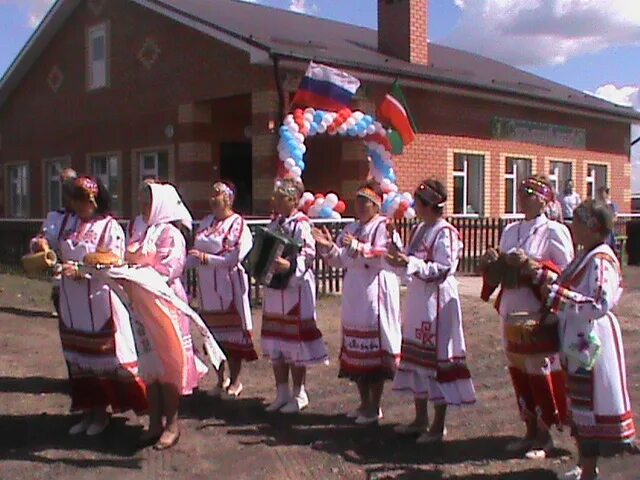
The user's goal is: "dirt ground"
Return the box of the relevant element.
[0,271,639,480]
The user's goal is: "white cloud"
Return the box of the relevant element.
[446,0,640,67]
[288,0,318,15]
[590,84,640,192]
[0,0,55,28]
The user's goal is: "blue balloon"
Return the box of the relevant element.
[314,113,324,124]
[347,128,357,137]
[363,115,373,125]
[279,126,289,136]
[320,206,333,218]
[298,160,306,170]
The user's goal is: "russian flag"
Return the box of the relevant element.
[292,62,361,112]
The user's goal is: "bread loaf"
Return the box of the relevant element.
[83,251,123,267]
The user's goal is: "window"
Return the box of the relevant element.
[7,164,29,218]
[90,154,121,214]
[138,151,169,184]
[453,153,484,216]
[504,157,532,214]
[44,158,70,211]
[586,164,607,199]
[549,160,572,194]
[87,23,108,89]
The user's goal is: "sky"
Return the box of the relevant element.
[0,0,639,187]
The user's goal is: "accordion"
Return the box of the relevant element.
[248,226,302,290]
[484,252,521,289]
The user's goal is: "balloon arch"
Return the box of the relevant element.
[277,107,416,220]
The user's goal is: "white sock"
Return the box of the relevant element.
[293,384,305,398]
[277,383,291,400]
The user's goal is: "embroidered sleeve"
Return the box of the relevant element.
[291,218,316,280]
[155,225,186,281]
[547,256,620,321]
[547,223,574,269]
[406,228,458,282]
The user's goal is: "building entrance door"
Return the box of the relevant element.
[220,142,252,214]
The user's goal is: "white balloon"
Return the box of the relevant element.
[324,193,339,209]
[301,191,314,203]
[404,207,416,220]
[331,211,341,220]
[299,143,307,154]
[352,111,364,121]
[357,129,367,138]
[366,124,376,134]
[346,118,356,128]
[291,166,302,178]
[279,150,289,162]
[317,123,327,134]
[313,198,324,208]
[295,132,305,143]
[337,124,348,135]
[389,183,398,193]
[284,115,294,126]
[303,120,311,130]
[402,192,413,203]
[304,107,315,116]
[308,205,321,217]
[304,113,314,123]
[288,122,299,133]
[284,158,296,169]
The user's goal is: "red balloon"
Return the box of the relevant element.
[294,108,304,117]
[314,193,325,200]
[335,200,346,214]
[302,199,314,213]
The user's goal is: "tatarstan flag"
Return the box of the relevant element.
[377,80,417,146]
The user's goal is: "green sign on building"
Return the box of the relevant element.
[491,117,586,149]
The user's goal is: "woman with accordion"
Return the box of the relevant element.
[189,181,257,399]
[313,181,401,425]
[261,178,328,414]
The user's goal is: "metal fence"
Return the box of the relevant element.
[2,215,637,303]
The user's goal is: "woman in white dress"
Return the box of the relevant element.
[388,178,476,443]
[58,176,147,436]
[313,181,401,424]
[536,200,637,480]
[261,178,328,414]
[189,181,257,398]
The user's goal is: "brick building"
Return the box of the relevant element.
[0,0,638,219]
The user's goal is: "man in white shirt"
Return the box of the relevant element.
[559,179,581,221]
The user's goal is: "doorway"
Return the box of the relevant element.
[220,142,252,214]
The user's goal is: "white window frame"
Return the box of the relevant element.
[6,163,30,218]
[504,157,533,214]
[452,153,484,217]
[43,157,70,212]
[89,152,121,214]
[138,150,170,184]
[586,164,608,200]
[87,22,109,90]
[549,160,572,193]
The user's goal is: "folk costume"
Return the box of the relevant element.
[58,178,146,414]
[261,210,328,367]
[546,243,636,457]
[126,184,207,394]
[483,178,574,433]
[392,218,476,406]
[322,213,401,382]
[31,208,78,317]
[127,214,147,245]
[194,211,258,362]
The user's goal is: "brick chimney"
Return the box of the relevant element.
[378,0,428,65]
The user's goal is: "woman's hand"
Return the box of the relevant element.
[274,257,291,273]
[386,252,409,268]
[479,247,500,271]
[341,233,356,248]
[188,249,206,264]
[61,262,80,279]
[505,248,529,267]
[31,238,49,253]
[311,226,334,249]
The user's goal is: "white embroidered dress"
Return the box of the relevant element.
[547,243,636,454]
[59,215,147,413]
[392,220,476,405]
[498,213,574,428]
[193,213,258,361]
[323,215,401,380]
[261,211,328,366]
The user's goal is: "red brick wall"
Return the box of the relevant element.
[0,0,271,216]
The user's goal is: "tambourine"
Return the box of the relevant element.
[22,249,58,274]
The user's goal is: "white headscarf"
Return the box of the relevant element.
[146,183,193,231]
